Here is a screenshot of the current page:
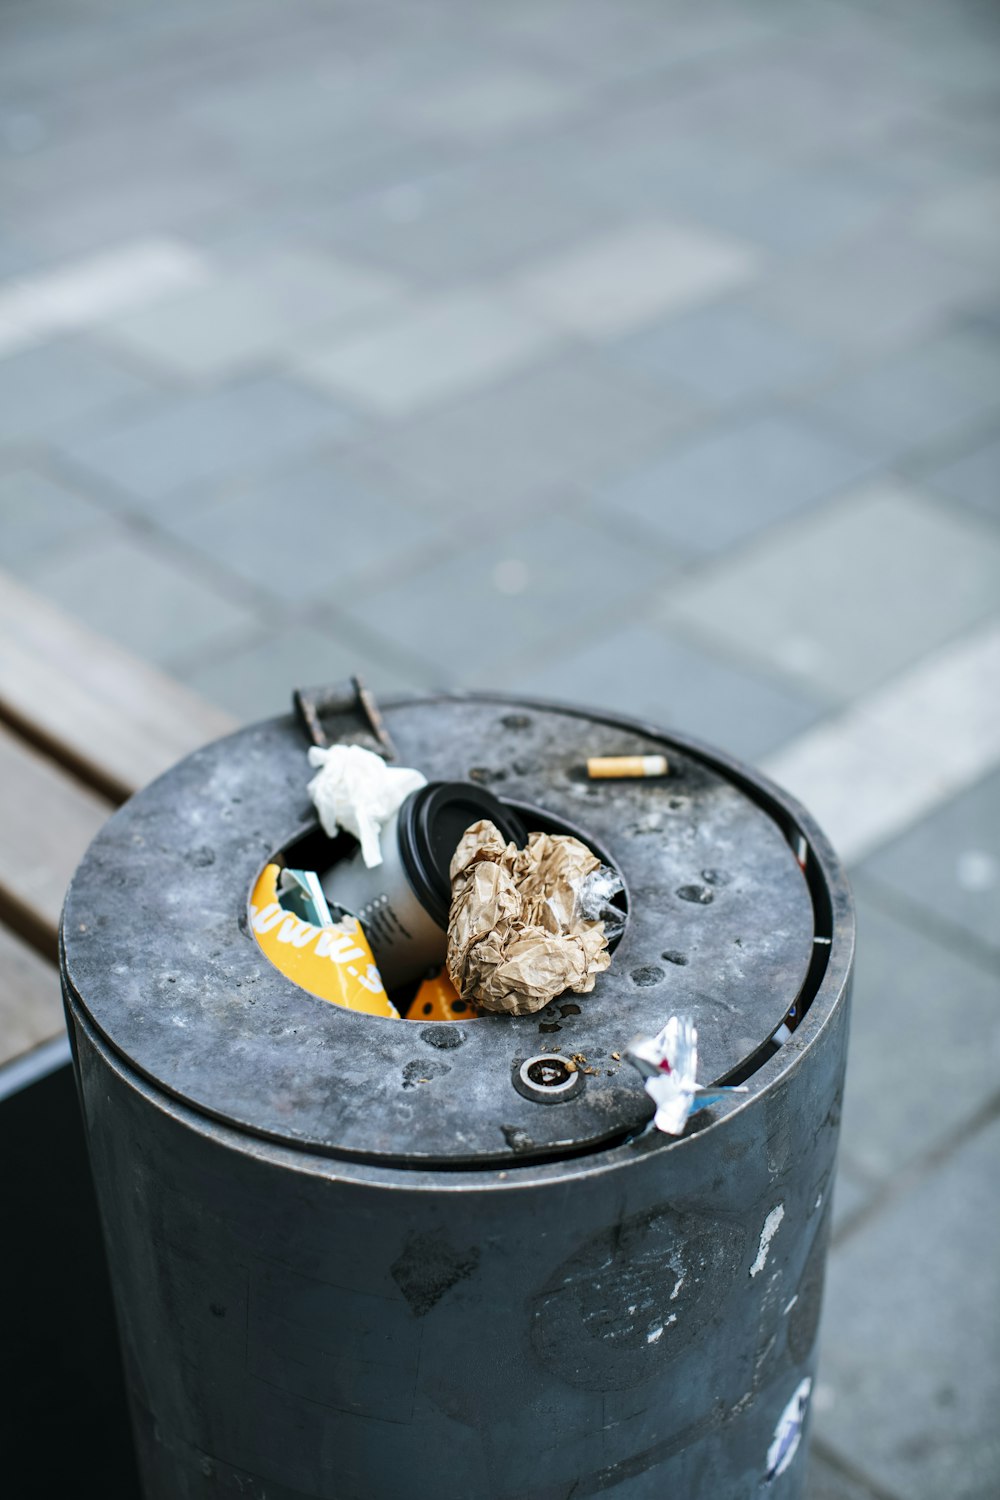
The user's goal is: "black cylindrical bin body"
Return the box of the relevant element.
[61,696,853,1499]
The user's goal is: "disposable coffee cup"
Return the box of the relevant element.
[321,782,526,994]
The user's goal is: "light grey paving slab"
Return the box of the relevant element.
[178,624,424,724]
[665,481,1000,699]
[922,430,1000,524]
[96,250,405,380]
[508,220,760,338]
[755,233,1000,352]
[608,302,835,407]
[835,895,1000,1188]
[762,618,1000,868]
[319,158,607,283]
[158,451,444,605]
[0,468,110,568]
[61,376,358,506]
[858,770,1000,960]
[596,412,877,558]
[297,291,562,417]
[805,329,1000,461]
[492,620,828,764]
[339,510,673,681]
[20,532,258,666]
[0,336,159,446]
[370,353,682,511]
[815,1115,1000,1500]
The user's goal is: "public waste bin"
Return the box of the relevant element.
[61,689,853,1499]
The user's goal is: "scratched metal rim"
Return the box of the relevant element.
[60,695,824,1167]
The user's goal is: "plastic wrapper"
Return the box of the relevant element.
[446,820,615,1015]
[625,1014,747,1135]
[574,863,626,941]
[250,862,397,1017]
[306,743,426,868]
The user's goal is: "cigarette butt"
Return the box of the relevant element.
[587,754,669,780]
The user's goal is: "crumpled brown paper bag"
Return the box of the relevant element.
[446,820,613,1015]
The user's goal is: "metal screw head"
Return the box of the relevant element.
[512,1054,584,1104]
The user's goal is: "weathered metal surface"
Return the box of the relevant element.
[67,949,849,1500]
[61,694,854,1499]
[61,697,816,1166]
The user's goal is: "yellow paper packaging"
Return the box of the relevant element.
[249,863,398,1017]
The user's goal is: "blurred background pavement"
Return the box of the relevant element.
[1,1,998,1496]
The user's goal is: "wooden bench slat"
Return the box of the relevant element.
[0,568,235,803]
[0,721,112,960]
[0,924,65,1068]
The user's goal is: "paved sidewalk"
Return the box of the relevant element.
[2,1,998,1495]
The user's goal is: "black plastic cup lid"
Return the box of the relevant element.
[398,781,527,928]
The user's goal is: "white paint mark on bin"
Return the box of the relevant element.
[750,1204,785,1277]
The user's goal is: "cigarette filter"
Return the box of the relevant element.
[587,754,669,780]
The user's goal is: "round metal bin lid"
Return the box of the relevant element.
[61,696,816,1167]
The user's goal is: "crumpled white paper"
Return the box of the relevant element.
[625,1015,747,1135]
[306,744,426,868]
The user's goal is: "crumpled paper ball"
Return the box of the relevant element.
[446,819,613,1015]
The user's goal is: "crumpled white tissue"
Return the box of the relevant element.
[306,744,426,868]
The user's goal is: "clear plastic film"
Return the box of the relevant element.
[573,863,626,942]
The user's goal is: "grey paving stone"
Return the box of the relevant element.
[646,47,910,162]
[178,624,424,723]
[492,620,828,764]
[158,451,445,605]
[497,1,781,86]
[596,412,877,558]
[320,158,606,283]
[20,532,258,666]
[97,250,405,380]
[184,53,414,162]
[339,510,673,682]
[815,1115,1000,1500]
[805,329,1000,461]
[665,155,904,259]
[608,302,835,407]
[0,467,110,568]
[0,336,159,446]
[297,291,562,417]
[390,63,585,143]
[829,1161,876,1239]
[16,143,255,262]
[835,894,1000,1188]
[664,480,1000,699]
[507,220,760,338]
[61,376,358,506]
[370,353,681,512]
[755,233,1000,352]
[805,1451,883,1500]
[858,769,1000,960]
[920,430,1000,524]
[915,176,1000,265]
